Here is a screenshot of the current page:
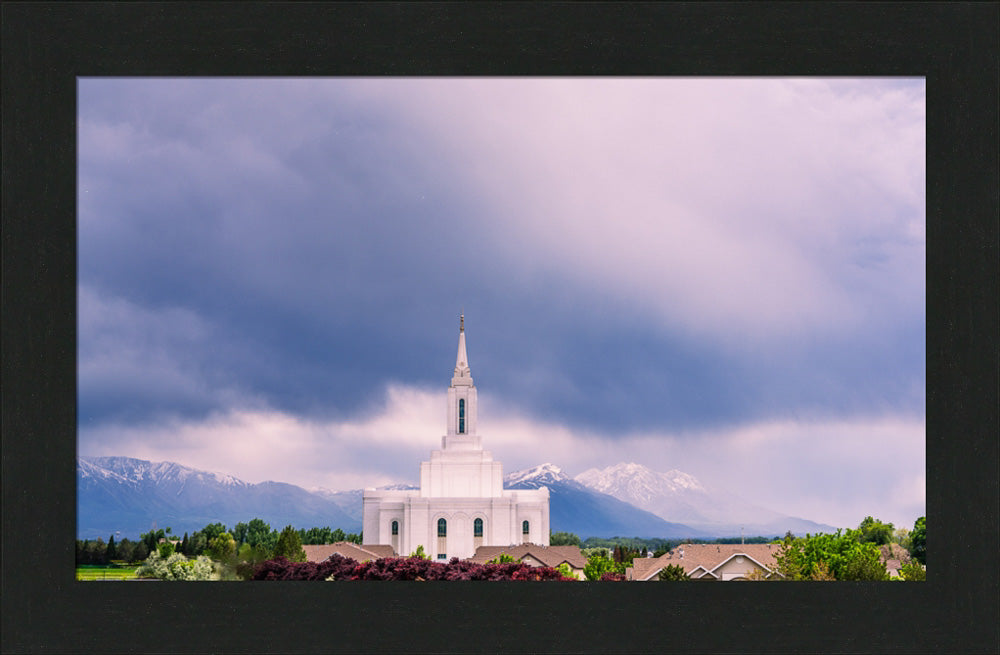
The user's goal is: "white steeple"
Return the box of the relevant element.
[445,312,478,444]
[452,312,473,386]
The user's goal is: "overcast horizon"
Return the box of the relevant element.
[78,78,925,530]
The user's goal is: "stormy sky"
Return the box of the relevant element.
[78,78,925,530]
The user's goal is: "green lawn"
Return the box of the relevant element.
[76,565,141,581]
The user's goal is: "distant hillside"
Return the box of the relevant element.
[504,463,711,540]
[78,456,361,539]
[78,456,832,542]
[574,461,839,537]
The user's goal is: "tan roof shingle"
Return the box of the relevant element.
[628,543,783,580]
[467,544,587,569]
[302,542,396,563]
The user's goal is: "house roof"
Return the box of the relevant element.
[879,543,911,564]
[628,557,667,581]
[467,544,588,569]
[879,543,912,574]
[302,542,396,563]
[628,543,783,580]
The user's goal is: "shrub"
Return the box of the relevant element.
[556,562,579,580]
[899,558,926,581]
[251,554,573,581]
[657,564,690,581]
[136,550,216,580]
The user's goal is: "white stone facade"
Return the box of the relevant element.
[362,317,549,560]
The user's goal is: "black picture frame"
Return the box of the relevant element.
[3,3,997,653]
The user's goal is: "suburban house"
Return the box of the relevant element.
[302,542,396,563]
[879,542,913,578]
[467,544,588,580]
[626,543,783,581]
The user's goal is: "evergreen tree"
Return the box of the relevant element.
[117,538,136,563]
[273,525,307,562]
[106,534,117,561]
[657,564,690,581]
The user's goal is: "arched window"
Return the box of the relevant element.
[391,520,399,536]
[474,518,483,537]
[437,518,447,537]
[522,520,530,535]
[458,399,465,434]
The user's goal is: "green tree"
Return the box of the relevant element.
[117,538,136,564]
[409,545,429,560]
[909,516,925,565]
[857,516,894,545]
[345,532,362,544]
[891,527,911,549]
[200,522,228,543]
[207,533,237,561]
[299,526,336,545]
[233,522,249,547]
[657,564,690,581]
[331,528,346,542]
[273,525,307,562]
[243,519,273,551]
[549,532,582,547]
[157,540,176,559]
[899,558,926,581]
[774,529,888,581]
[140,528,165,555]
[840,544,889,581]
[583,553,623,581]
[106,534,118,561]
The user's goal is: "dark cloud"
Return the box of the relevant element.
[78,78,925,440]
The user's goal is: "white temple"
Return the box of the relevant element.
[361,315,550,560]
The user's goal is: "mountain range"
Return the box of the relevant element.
[78,456,360,539]
[78,456,835,540]
[574,462,837,537]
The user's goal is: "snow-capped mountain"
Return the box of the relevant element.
[574,462,837,537]
[78,456,360,539]
[78,456,832,542]
[576,462,706,500]
[503,463,710,540]
[504,462,570,487]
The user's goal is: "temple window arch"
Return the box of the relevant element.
[438,518,447,537]
[522,520,530,535]
[458,399,465,434]
[474,518,483,537]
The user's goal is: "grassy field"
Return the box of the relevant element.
[76,565,141,581]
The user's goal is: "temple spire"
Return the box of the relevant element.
[452,313,472,383]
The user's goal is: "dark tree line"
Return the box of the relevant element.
[76,536,149,565]
[77,519,362,566]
